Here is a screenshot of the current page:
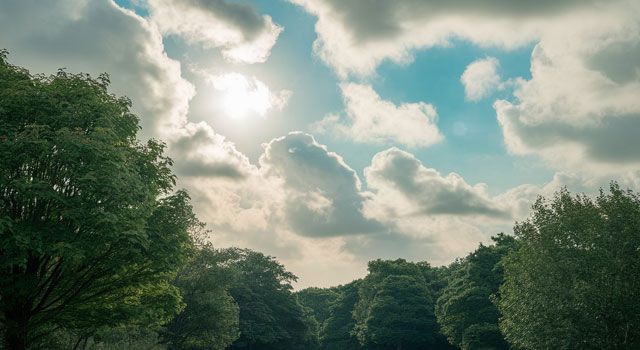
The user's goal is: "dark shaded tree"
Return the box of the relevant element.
[436,234,516,350]
[222,248,315,350]
[0,51,196,349]
[162,245,239,350]
[353,259,451,350]
[498,185,640,349]
[319,281,362,350]
[296,287,339,326]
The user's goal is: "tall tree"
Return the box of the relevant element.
[320,281,361,350]
[296,287,339,326]
[162,245,240,350]
[436,234,516,350]
[0,52,196,349]
[498,185,640,349]
[221,248,315,350]
[353,259,449,350]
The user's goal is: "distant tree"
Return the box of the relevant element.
[353,259,450,350]
[162,245,239,350]
[364,274,439,350]
[436,234,516,350]
[296,287,339,325]
[222,248,314,350]
[320,281,362,350]
[0,51,196,349]
[498,185,640,349]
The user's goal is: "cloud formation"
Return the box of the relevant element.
[260,132,386,237]
[288,0,607,77]
[148,0,282,63]
[365,148,509,219]
[461,57,502,101]
[312,83,443,148]
[0,0,194,138]
[495,2,640,175]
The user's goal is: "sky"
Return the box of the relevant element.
[1,0,640,288]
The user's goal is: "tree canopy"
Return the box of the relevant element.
[0,51,197,349]
[499,185,640,349]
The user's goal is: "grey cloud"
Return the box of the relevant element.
[261,132,386,237]
[163,0,266,41]
[366,148,510,219]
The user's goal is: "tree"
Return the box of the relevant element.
[0,51,196,349]
[221,248,314,350]
[353,259,449,350]
[319,281,362,350]
[436,234,516,350]
[162,245,240,350]
[296,287,339,326]
[364,275,439,350]
[498,185,640,349]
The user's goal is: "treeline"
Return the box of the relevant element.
[2,53,640,349]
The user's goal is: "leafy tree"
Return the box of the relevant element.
[498,185,640,349]
[353,259,449,350]
[0,51,196,349]
[319,281,362,350]
[296,287,339,325]
[162,245,239,350]
[221,248,314,350]
[364,274,439,350]
[436,234,516,350]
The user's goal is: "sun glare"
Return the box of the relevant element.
[211,73,272,119]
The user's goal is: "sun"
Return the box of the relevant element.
[212,73,272,119]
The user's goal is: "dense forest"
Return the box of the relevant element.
[1,52,639,350]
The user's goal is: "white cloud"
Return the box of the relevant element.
[364,148,509,219]
[0,0,194,138]
[147,0,282,63]
[206,72,291,119]
[495,2,640,176]
[288,0,609,78]
[312,83,443,148]
[461,57,501,101]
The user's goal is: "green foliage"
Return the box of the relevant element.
[162,245,240,350]
[435,234,516,350]
[319,281,362,350]
[220,248,315,350]
[353,259,449,350]
[498,185,640,349]
[0,52,196,349]
[296,287,339,325]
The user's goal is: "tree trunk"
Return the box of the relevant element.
[3,318,29,350]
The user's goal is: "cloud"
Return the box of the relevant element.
[288,0,609,78]
[312,83,443,148]
[147,0,282,63]
[169,122,255,179]
[364,148,510,220]
[461,57,501,101]
[205,72,292,118]
[260,132,386,237]
[495,3,640,176]
[0,0,194,138]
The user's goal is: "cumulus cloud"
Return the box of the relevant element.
[461,57,502,101]
[312,83,443,148]
[169,122,255,179]
[147,0,282,63]
[364,148,510,220]
[288,0,608,77]
[260,132,386,237]
[495,3,640,176]
[0,0,194,138]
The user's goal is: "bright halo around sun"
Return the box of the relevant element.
[210,73,290,119]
